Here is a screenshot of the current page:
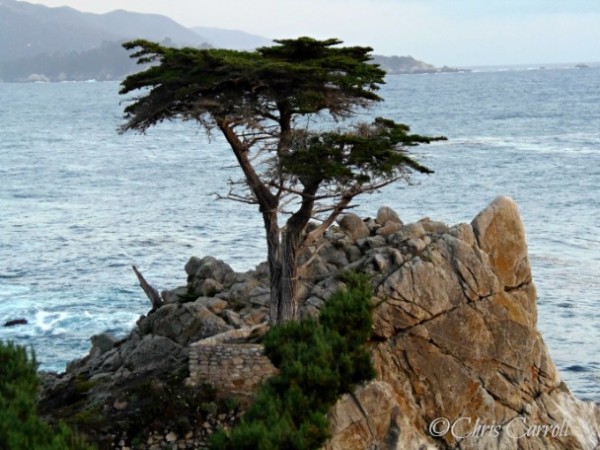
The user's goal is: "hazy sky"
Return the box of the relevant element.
[28,0,600,66]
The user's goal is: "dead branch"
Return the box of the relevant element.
[214,191,258,204]
[214,180,259,204]
[312,203,358,215]
[132,265,164,311]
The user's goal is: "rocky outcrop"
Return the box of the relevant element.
[322,197,599,450]
[38,198,599,450]
[3,318,28,327]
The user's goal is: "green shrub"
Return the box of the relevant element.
[210,272,375,450]
[0,340,96,450]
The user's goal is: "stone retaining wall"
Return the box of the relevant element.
[187,343,277,397]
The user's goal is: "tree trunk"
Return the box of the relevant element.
[265,213,283,324]
[216,117,317,325]
[217,119,284,323]
[273,180,320,323]
[277,230,301,322]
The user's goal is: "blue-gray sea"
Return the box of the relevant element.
[1,65,599,402]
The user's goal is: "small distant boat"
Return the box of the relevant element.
[575,64,590,69]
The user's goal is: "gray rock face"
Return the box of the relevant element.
[184,256,235,297]
[89,333,118,358]
[123,335,182,372]
[138,302,232,345]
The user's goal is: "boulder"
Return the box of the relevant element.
[471,195,531,289]
[3,318,28,327]
[376,206,402,225]
[338,213,370,241]
[375,222,403,237]
[122,335,183,372]
[138,302,232,345]
[318,242,350,269]
[194,297,228,315]
[89,333,118,358]
[185,256,235,295]
[160,286,188,304]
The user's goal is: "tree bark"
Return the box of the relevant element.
[265,212,282,324]
[278,230,300,322]
[276,180,320,323]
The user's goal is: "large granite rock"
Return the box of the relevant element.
[319,197,599,450]
[39,199,599,450]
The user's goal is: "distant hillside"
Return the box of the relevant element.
[0,0,210,61]
[372,55,461,74]
[0,0,457,82]
[0,40,140,82]
[0,0,111,61]
[191,26,272,50]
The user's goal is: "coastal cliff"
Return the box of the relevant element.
[39,197,600,449]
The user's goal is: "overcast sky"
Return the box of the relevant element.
[28,0,600,66]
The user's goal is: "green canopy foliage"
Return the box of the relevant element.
[120,37,386,132]
[120,37,445,198]
[280,117,441,187]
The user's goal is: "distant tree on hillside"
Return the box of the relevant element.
[120,37,446,324]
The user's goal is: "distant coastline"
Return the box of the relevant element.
[0,44,463,83]
[372,54,465,75]
[3,52,598,83]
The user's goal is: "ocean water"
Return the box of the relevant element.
[0,66,599,402]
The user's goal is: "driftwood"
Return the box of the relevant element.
[132,265,164,311]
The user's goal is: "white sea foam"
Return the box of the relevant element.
[34,311,70,333]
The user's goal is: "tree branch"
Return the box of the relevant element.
[132,265,164,311]
[298,239,330,272]
[302,186,360,248]
[217,119,277,211]
[267,181,341,201]
[215,192,258,205]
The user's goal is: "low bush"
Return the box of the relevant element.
[0,340,96,450]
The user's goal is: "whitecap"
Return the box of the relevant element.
[33,310,69,333]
